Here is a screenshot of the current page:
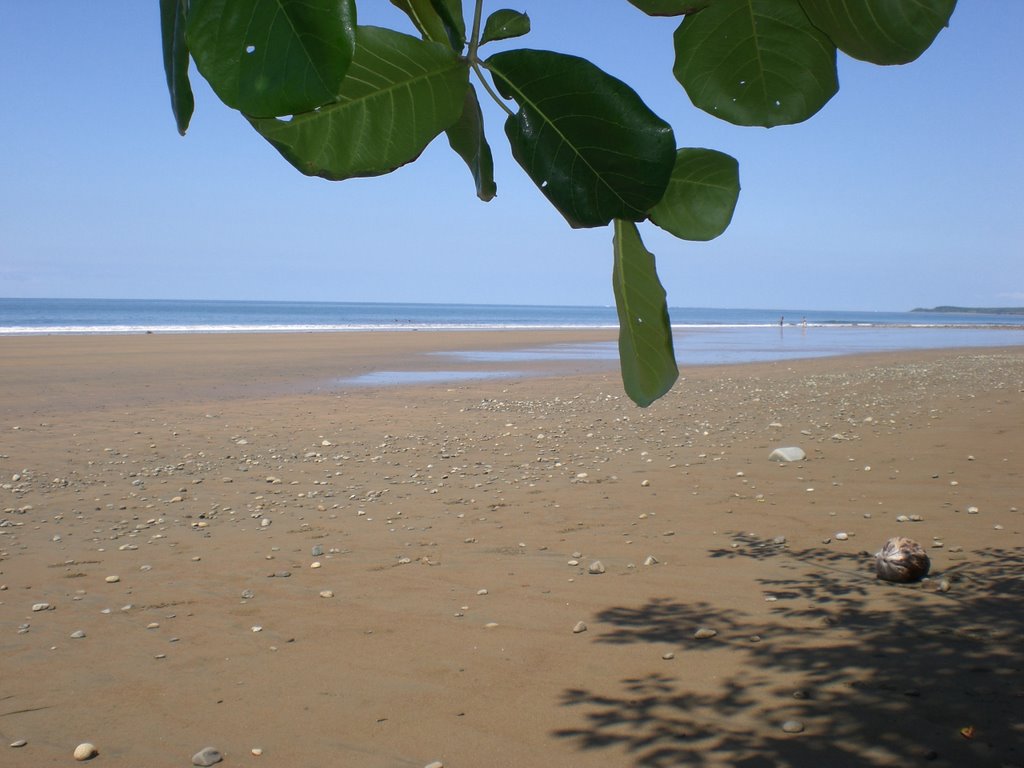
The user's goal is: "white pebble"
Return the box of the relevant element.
[74,742,98,760]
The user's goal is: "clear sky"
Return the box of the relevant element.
[1,2,1021,311]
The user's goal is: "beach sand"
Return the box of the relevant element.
[1,332,1021,767]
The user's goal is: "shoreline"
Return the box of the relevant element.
[2,328,1023,417]
[1,334,1022,766]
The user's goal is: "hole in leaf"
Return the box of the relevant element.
[245,44,256,54]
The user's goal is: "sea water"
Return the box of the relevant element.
[1,298,1021,379]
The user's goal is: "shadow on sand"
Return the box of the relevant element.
[554,539,1024,767]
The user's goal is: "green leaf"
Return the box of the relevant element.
[649,148,739,241]
[673,0,838,127]
[799,0,956,65]
[612,220,678,407]
[626,0,713,16]
[480,9,531,45]
[486,49,676,229]
[446,85,497,201]
[186,0,356,118]
[431,0,466,50]
[160,0,194,136]
[249,26,469,180]
[390,0,465,50]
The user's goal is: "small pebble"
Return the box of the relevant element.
[693,627,717,640]
[104,575,120,583]
[10,739,27,748]
[588,560,605,574]
[662,652,675,660]
[192,746,223,766]
[319,590,334,598]
[70,630,86,639]
[31,602,51,612]
[643,555,658,566]
[477,588,488,596]
[251,747,263,756]
[781,720,805,734]
[425,762,444,768]
[572,621,587,634]
[74,742,98,760]
[834,532,849,541]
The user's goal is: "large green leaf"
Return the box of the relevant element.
[649,148,739,241]
[799,0,956,65]
[486,49,676,229]
[480,9,531,45]
[249,26,469,180]
[187,0,356,118]
[390,0,465,50]
[446,85,497,201]
[626,0,714,16]
[673,0,838,127]
[160,0,194,136]
[612,220,679,407]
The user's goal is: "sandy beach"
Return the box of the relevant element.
[1,332,1022,767]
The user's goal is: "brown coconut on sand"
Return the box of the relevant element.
[0,333,1021,767]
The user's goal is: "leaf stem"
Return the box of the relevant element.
[467,0,515,118]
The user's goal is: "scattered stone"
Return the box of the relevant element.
[104,575,120,583]
[477,588,488,596]
[10,739,27,748]
[834,532,849,541]
[875,537,931,583]
[74,742,98,760]
[662,652,675,660]
[319,590,335,598]
[251,747,263,756]
[693,627,717,640]
[772,535,786,545]
[311,545,324,557]
[781,720,805,734]
[938,579,951,593]
[967,505,979,514]
[769,447,806,462]
[70,630,86,639]
[241,589,255,599]
[572,621,587,634]
[424,762,444,768]
[192,746,224,766]
[588,560,605,574]
[643,555,658,566]
[31,602,52,612]
[484,622,499,629]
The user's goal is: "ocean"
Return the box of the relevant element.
[1,297,1022,369]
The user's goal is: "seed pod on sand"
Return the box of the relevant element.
[875,536,930,583]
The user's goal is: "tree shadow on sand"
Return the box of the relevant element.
[554,538,1024,767]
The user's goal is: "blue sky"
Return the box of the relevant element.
[1,2,1021,311]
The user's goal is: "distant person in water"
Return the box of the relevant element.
[779,316,784,327]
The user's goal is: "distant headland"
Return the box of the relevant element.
[912,306,1024,316]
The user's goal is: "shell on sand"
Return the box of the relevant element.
[875,536,931,582]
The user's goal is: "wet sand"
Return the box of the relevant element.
[1,332,1022,767]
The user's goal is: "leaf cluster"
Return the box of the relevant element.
[161,0,956,406]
